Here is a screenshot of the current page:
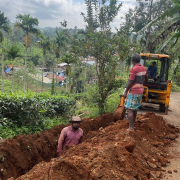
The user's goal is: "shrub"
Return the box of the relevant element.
[0,92,76,127]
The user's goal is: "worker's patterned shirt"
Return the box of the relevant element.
[57,126,83,155]
[129,63,147,94]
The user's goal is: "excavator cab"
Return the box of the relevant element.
[140,53,172,114]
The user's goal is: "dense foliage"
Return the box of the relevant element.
[1,0,180,138]
[0,93,76,127]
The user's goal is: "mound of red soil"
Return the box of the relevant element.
[8,112,179,180]
[0,113,114,180]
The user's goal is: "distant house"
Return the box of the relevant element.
[57,63,68,68]
[46,74,65,82]
[90,76,98,83]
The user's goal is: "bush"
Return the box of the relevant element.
[109,77,127,92]
[73,93,84,100]
[104,89,124,113]
[0,92,76,127]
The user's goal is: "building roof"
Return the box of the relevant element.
[46,74,65,82]
[57,63,68,67]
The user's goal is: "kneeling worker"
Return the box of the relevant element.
[57,116,83,156]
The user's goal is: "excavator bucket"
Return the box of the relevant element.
[113,95,126,121]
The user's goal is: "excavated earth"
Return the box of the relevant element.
[0,112,179,180]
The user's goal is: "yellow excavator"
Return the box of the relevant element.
[113,53,172,121]
[140,53,172,114]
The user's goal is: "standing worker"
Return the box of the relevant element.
[124,53,148,131]
[57,116,83,156]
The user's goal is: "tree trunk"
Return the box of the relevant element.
[42,55,44,92]
[55,58,58,93]
[66,78,67,92]
[1,47,4,93]
[145,0,153,53]
[84,57,87,93]
[12,67,14,93]
[51,67,55,95]
[123,62,125,78]
[24,45,27,93]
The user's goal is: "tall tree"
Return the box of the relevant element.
[37,36,51,92]
[54,29,68,90]
[0,11,11,43]
[6,45,21,92]
[80,0,123,114]
[15,14,41,93]
[0,11,11,93]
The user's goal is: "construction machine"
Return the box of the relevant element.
[140,53,171,114]
[113,53,172,121]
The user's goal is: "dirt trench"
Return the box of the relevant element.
[0,113,114,180]
[6,112,180,180]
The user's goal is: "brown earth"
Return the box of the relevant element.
[0,113,114,180]
[6,112,179,180]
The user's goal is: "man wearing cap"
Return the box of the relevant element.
[57,116,83,156]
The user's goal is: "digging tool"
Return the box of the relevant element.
[113,92,126,121]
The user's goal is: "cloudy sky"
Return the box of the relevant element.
[0,0,138,30]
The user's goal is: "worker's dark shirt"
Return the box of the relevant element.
[147,66,157,77]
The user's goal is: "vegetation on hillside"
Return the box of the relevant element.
[0,0,180,138]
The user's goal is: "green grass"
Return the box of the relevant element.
[171,83,180,92]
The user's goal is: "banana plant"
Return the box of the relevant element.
[138,0,180,52]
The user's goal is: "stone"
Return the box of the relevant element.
[167,134,177,140]
[168,170,172,174]
[147,161,157,169]
[173,169,177,173]
[149,171,162,178]
[125,141,135,153]
[161,167,166,172]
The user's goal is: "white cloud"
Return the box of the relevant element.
[0,0,137,30]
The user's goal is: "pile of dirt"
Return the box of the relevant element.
[8,112,179,180]
[0,113,114,180]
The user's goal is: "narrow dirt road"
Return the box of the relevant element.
[140,92,180,179]
[162,92,180,180]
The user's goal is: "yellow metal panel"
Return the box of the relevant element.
[140,53,169,59]
[141,83,172,107]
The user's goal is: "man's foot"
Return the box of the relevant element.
[127,127,134,131]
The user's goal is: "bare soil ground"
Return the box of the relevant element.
[139,92,180,180]
[0,92,180,180]
[6,113,179,180]
[161,92,180,180]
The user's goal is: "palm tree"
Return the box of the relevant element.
[0,11,11,43]
[6,45,21,92]
[54,30,68,90]
[15,14,41,93]
[0,11,11,93]
[37,36,51,92]
[139,0,180,51]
